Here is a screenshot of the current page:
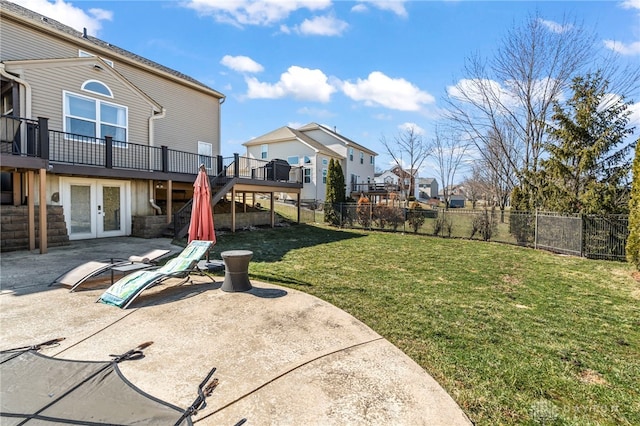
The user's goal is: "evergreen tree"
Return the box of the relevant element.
[627,141,640,269]
[540,72,635,214]
[324,159,346,225]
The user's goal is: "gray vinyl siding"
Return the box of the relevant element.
[1,18,90,61]
[1,14,221,156]
[17,62,151,144]
[115,62,220,155]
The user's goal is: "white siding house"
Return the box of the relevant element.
[244,123,377,203]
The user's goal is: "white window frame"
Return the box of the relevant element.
[304,168,312,184]
[287,156,299,165]
[261,144,268,159]
[322,168,327,184]
[63,91,128,146]
[370,155,374,165]
[81,80,113,98]
[322,158,328,166]
[349,148,354,161]
[198,141,213,170]
[360,151,364,164]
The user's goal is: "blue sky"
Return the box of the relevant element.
[13,0,640,178]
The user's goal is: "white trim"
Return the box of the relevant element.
[81,79,113,98]
[78,49,114,67]
[63,90,128,143]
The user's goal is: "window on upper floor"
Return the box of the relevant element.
[82,80,113,98]
[322,168,327,184]
[261,144,268,159]
[63,91,127,145]
[359,151,364,164]
[349,148,354,161]
[304,168,312,184]
[370,155,374,165]
[198,141,213,170]
[322,158,328,166]
[304,155,311,164]
[287,156,299,165]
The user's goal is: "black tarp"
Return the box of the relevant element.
[0,344,194,425]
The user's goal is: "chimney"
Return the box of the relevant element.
[83,28,88,38]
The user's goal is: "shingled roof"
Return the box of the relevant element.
[0,0,224,99]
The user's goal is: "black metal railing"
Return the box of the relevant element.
[351,182,400,193]
[0,115,44,158]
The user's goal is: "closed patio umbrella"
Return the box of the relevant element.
[188,165,216,244]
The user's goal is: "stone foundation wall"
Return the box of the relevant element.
[131,211,279,239]
[131,215,169,238]
[0,205,70,252]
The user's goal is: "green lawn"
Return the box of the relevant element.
[208,223,639,425]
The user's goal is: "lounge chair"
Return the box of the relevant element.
[97,240,215,309]
[50,249,171,292]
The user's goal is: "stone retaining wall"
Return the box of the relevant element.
[0,205,70,252]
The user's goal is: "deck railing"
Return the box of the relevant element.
[2,116,307,184]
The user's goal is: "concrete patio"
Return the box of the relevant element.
[0,237,472,425]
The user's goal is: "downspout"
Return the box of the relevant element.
[148,107,166,214]
[148,180,162,215]
[0,63,32,118]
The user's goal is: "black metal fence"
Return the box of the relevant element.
[322,203,630,261]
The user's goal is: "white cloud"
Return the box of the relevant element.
[351,4,369,13]
[604,39,640,55]
[245,66,336,102]
[13,0,112,36]
[295,15,348,36]
[341,72,434,111]
[357,0,407,17]
[297,106,335,118]
[621,0,640,10]
[373,113,393,120]
[220,55,264,73]
[538,18,573,34]
[447,78,520,111]
[184,0,332,27]
[398,122,425,135]
[628,102,640,127]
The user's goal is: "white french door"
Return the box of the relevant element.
[61,178,130,240]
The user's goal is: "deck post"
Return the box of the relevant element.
[39,168,47,254]
[27,170,35,251]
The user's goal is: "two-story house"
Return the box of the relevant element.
[243,123,377,203]
[0,0,301,251]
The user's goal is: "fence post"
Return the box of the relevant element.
[105,136,113,169]
[534,209,538,249]
[161,146,169,173]
[233,153,240,177]
[580,214,584,258]
[37,117,49,160]
[216,155,224,176]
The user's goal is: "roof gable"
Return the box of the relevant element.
[243,125,344,159]
[4,56,163,112]
[298,122,378,156]
[0,0,224,99]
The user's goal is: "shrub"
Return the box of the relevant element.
[407,202,426,233]
[356,195,372,228]
[470,208,498,241]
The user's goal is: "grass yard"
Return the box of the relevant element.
[209,223,639,425]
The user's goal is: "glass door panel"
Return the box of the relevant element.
[69,184,93,235]
[101,185,121,233]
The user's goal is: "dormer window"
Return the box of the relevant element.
[82,80,113,98]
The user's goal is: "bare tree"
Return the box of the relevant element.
[380,125,431,203]
[433,126,470,209]
[445,13,596,208]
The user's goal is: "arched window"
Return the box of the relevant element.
[82,80,113,98]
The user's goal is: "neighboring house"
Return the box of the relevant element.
[439,185,466,208]
[416,178,438,200]
[0,0,300,251]
[243,123,377,203]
